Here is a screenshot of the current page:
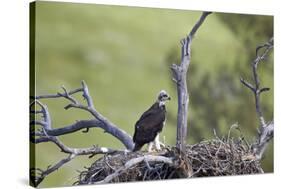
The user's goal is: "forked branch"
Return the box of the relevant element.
[31,81,134,150]
[171,12,212,151]
[240,38,274,159]
[30,81,134,186]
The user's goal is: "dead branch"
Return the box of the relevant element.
[240,37,274,159]
[30,154,76,187]
[31,119,106,143]
[30,96,126,186]
[95,155,174,184]
[30,81,136,186]
[171,12,212,151]
[251,121,274,159]
[30,133,120,186]
[30,80,134,150]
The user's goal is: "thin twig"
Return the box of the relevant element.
[32,87,83,100]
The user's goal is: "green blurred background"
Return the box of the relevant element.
[32,1,273,187]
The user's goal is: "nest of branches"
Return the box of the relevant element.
[76,138,263,185]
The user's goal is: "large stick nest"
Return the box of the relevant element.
[76,139,263,185]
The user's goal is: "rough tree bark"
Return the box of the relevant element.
[171,12,212,151]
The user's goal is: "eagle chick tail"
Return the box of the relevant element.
[133,143,142,152]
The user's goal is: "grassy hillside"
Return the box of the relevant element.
[33,2,273,187]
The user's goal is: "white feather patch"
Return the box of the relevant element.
[159,101,166,107]
[100,147,109,153]
[154,134,161,150]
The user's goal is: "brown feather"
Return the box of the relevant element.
[133,102,166,151]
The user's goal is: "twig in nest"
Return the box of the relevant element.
[94,155,174,184]
[78,139,263,185]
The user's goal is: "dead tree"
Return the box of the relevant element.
[77,37,274,185]
[30,12,213,187]
[171,12,211,151]
[30,81,134,186]
[30,12,273,187]
[240,37,274,159]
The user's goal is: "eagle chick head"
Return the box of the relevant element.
[157,90,171,103]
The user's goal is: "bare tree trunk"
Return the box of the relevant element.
[171,12,211,151]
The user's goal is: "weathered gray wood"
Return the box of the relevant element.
[95,155,174,184]
[240,38,274,159]
[171,12,211,151]
[30,93,128,187]
[30,81,134,150]
[30,134,120,187]
[252,121,274,159]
